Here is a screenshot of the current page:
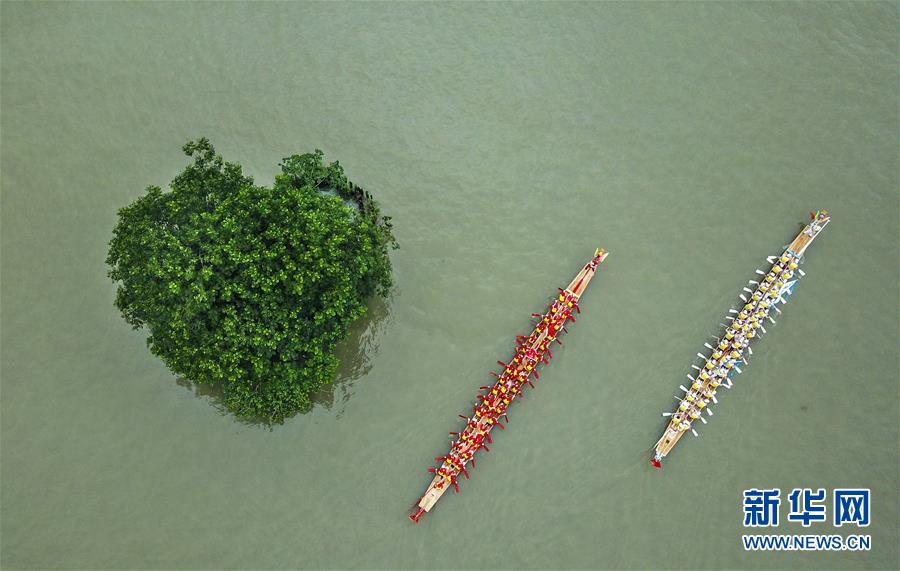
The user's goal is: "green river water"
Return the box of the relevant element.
[2,2,898,569]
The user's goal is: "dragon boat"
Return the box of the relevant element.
[409,249,609,523]
[651,211,830,468]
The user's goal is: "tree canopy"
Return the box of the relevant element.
[107,139,397,423]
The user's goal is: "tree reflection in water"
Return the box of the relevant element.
[312,293,392,416]
[175,293,393,426]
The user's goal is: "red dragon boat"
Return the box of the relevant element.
[409,249,609,523]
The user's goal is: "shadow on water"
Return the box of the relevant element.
[174,293,394,427]
[311,293,393,415]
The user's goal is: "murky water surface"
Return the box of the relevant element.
[2,2,897,569]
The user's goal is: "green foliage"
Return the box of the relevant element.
[107,139,397,423]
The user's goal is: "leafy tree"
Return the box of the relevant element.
[107,139,397,423]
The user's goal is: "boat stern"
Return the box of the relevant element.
[650,424,684,469]
[408,474,450,524]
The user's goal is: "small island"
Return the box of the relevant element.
[106,139,397,423]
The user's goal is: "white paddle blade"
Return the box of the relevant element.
[662,412,672,417]
[799,269,806,277]
[700,416,707,424]
[691,429,699,437]
[755,270,765,275]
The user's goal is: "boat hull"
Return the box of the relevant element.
[651,213,829,467]
[410,250,608,521]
